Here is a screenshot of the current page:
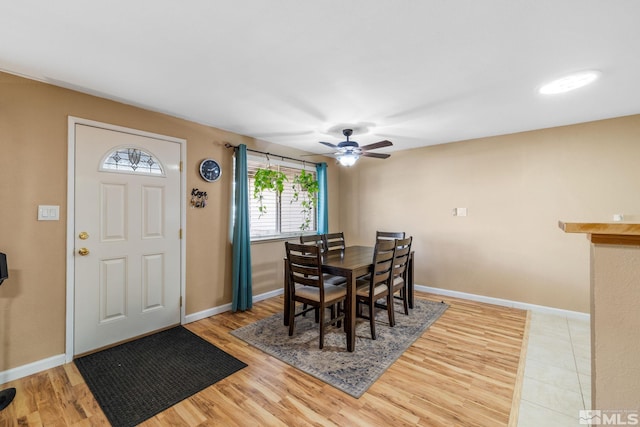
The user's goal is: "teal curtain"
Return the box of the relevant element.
[232,144,253,311]
[316,162,328,234]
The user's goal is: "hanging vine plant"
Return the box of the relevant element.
[252,168,288,216]
[292,169,319,231]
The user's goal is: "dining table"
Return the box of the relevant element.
[283,245,415,353]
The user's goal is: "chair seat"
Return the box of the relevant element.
[323,274,347,286]
[393,276,404,286]
[296,284,347,302]
[355,279,387,297]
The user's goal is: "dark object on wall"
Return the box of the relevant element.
[0,252,16,411]
[0,252,7,285]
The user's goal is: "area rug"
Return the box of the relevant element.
[231,299,447,398]
[74,326,247,427]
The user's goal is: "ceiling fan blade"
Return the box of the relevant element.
[359,140,393,151]
[361,152,391,159]
[319,141,338,149]
[301,152,335,157]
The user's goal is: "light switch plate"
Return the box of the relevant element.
[453,207,468,217]
[38,205,60,221]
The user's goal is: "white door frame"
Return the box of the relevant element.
[65,116,187,362]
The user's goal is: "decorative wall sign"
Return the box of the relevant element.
[191,188,208,208]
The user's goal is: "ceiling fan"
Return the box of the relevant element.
[319,129,392,166]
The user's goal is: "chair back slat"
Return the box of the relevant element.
[290,263,319,277]
[300,234,325,253]
[376,231,405,240]
[323,232,346,255]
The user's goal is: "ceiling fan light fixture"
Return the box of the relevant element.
[337,153,359,167]
[539,70,600,95]
[319,128,392,166]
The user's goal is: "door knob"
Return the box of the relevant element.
[78,248,90,256]
[79,231,89,240]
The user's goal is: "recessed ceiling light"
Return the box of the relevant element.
[539,70,600,95]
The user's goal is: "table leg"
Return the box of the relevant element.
[346,271,355,352]
[283,259,290,326]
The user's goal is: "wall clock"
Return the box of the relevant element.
[199,158,222,182]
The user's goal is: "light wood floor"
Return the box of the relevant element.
[0,292,527,426]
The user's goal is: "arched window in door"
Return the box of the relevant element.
[99,146,165,176]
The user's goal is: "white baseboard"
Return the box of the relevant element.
[183,287,284,324]
[416,285,590,321]
[184,302,232,324]
[1,354,66,385]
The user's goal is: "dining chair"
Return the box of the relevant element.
[285,242,347,349]
[298,234,346,320]
[300,234,347,285]
[323,232,346,255]
[355,239,396,340]
[299,233,324,247]
[389,236,413,326]
[376,231,405,240]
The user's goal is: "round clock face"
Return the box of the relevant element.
[199,159,222,182]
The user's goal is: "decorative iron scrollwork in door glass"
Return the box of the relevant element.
[100,147,165,176]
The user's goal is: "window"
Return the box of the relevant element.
[100,147,164,176]
[248,155,316,240]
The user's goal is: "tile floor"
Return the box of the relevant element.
[517,311,591,426]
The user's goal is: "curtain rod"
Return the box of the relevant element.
[224,143,319,166]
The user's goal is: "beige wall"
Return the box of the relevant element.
[0,71,339,371]
[2,68,640,376]
[340,115,640,313]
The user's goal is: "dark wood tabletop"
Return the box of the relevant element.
[321,245,374,275]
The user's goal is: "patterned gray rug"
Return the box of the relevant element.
[231,298,448,398]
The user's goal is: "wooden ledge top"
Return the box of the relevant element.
[559,221,640,246]
[559,221,640,235]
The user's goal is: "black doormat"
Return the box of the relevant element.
[74,326,247,427]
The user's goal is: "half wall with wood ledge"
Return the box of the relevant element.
[559,221,640,412]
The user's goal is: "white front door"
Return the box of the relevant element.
[74,123,182,355]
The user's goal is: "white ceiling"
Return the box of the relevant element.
[2,1,639,155]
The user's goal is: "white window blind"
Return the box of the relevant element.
[248,155,316,240]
